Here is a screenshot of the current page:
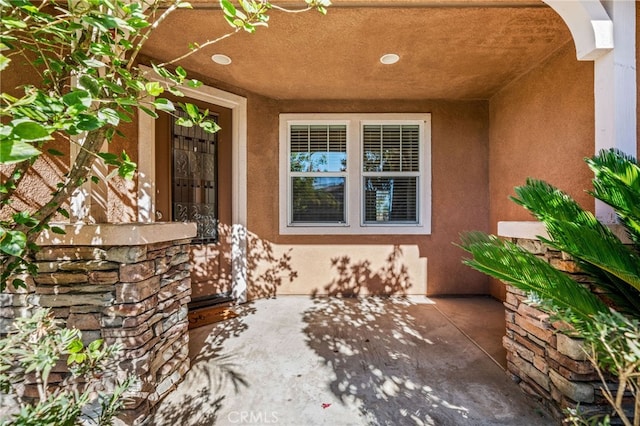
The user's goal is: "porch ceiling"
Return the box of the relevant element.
[141,0,572,100]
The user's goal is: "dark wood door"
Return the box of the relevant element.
[155,99,233,305]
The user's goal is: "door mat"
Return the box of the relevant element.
[188,305,238,329]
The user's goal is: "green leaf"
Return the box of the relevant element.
[183,103,199,120]
[12,211,37,227]
[98,152,119,165]
[76,114,103,131]
[79,75,101,97]
[58,208,70,219]
[116,109,133,123]
[167,87,184,97]
[125,78,145,92]
[0,230,27,256]
[89,42,115,57]
[175,66,187,79]
[187,79,203,88]
[0,54,9,71]
[81,57,107,68]
[82,15,119,31]
[11,121,50,141]
[220,0,237,18]
[118,151,137,180]
[145,81,164,97]
[90,176,100,184]
[88,339,103,352]
[50,226,66,235]
[47,148,65,157]
[100,79,126,95]
[1,17,27,29]
[200,120,220,134]
[139,106,158,119]
[0,140,41,164]
[67,339,84,354]
[11,278,26,290]
[175,117,193,127]
[153,98,175,112]
[62,90,92,109]
[151,63,172,80]
[98,108,120,126]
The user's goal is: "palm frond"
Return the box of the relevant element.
[511,179,597,226]
[541,220,640,292]
[459,232,608,322]
[575,260,640,317]
[511,178,640,313]
[587,149,640,245]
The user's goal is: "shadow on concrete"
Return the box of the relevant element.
[148,303,256,425]
[302,254,552,425]
[303,296,477,425]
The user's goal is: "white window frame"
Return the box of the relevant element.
[279,113,432,235]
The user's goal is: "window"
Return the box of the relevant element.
[279,114,431,235]
[290,124,347,224]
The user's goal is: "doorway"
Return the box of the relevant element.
[155,98,234,308]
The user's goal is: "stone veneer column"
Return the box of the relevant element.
[0,222,196,425]
[497,221,631,421]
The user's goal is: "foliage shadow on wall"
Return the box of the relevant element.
[311,245,413,297]
[189,224,297,300]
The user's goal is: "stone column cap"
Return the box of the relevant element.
[37,222,197,246]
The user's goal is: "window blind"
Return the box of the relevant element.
[362,124,420,224]
[290,124,347,224]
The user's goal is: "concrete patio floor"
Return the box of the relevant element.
[151,296,555,426]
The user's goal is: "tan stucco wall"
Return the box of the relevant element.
[488,41,595,299]
[0,54,70,221]
[107,117,139,223]
[0,54,140,223]
[245,98,490,297]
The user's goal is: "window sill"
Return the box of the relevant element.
[279,224,431,236]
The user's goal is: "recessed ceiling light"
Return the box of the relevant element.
[211,54,232,65]
[380,53,400,65]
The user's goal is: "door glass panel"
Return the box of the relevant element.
[172,111,218,242]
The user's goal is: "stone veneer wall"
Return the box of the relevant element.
[503,236,623,421]
[0,227,194,425]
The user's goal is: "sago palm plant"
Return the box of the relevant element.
[460,148,640,325]
[459,148,640,425]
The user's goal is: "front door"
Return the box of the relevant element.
[155,98,233,308]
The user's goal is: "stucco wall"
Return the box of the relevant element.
[0,54,71,222]
[245,98,490,296]
[488,41,594,299]
[0,58,140,223]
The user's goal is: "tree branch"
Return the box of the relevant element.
[17,128,107,243]
[156,30,238,68]
[127,0,181,70]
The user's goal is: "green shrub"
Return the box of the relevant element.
[0,308,134,426]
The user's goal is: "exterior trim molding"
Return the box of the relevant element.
[542,0,613,61]
[543,1,636,222]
